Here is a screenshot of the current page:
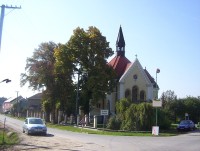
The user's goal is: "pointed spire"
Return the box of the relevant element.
[116,26,125,57]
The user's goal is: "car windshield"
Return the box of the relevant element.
[180,120,190,124]
[29,119,44,124]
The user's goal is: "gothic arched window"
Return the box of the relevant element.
[132,86,138,102]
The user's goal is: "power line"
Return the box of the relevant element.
[0,4,21,51]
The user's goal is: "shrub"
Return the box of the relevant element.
[106,116,121,130]
[111,98,172,131]
[157,109,171,129]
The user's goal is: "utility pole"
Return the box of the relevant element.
[0,4,21,51]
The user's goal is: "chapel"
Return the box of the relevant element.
[106,26,159,115]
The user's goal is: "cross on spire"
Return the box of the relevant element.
[135,54,137,58]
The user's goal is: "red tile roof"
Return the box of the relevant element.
[108,56,131,78]
[108,56,156,87]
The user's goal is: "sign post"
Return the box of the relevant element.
[2,117,6,143]
[152,100,162,135]
[185,113,189,120]
[100,110,108,131]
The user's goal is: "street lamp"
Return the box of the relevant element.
[16,91,19,117]
[75,70,80,125]
[152,69,161,135]
[0,78,11,83]
[75,67,88,125]
[155,68,160,126]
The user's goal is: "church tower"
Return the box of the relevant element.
[108,26,131,79]
[116,26,125,57]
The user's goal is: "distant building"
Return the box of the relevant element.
[0,97,7,113]
[26,93,42,112]
[2,96,24,113]
[1,93,42,117]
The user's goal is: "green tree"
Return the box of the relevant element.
[183,97,200,123]
[20,41,58,123]
[160,90,177,108]
[42,99,51,122]
[54,44,75,115]
[20,42,57,90]
[20,26,117,120]
[66,26,116,113]
[163,96,200,124]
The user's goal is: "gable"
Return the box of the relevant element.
[119,58,152,86]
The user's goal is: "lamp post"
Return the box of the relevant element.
[155,68,160,126]
[75,70,80,125]
[16,91,19,117]
[75,66,88,125]
[0,78,11,83]
[152,69,161,135]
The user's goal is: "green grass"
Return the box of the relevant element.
[47,123,177,136]
[0,127,19,150]
[1,115,178,138]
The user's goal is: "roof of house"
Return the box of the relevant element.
[108,55,131,78]
[144,69,157,88]
[28,93,42,100]
[4,96,23,103]
[144,69,155,83]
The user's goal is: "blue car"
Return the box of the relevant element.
[22,117,47,135]
[177,120,195,131]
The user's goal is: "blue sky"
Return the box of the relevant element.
[0,0,199,98]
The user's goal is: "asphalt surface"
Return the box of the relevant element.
[1,114,200,151]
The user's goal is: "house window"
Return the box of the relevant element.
[140,90,146,101]
[125,89,131,98]
[132,86,138,102]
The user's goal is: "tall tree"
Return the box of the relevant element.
[20,41,58,122]
[160,90,177,107]
[54,44,75,115]
[20,41,57,90]
[66,26,116,113]
[183,97,200,123]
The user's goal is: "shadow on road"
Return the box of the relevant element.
[17,143,51,150]
[46,133,54,137]
[28,133,54,137]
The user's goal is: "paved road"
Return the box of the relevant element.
[1,114,200,151]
